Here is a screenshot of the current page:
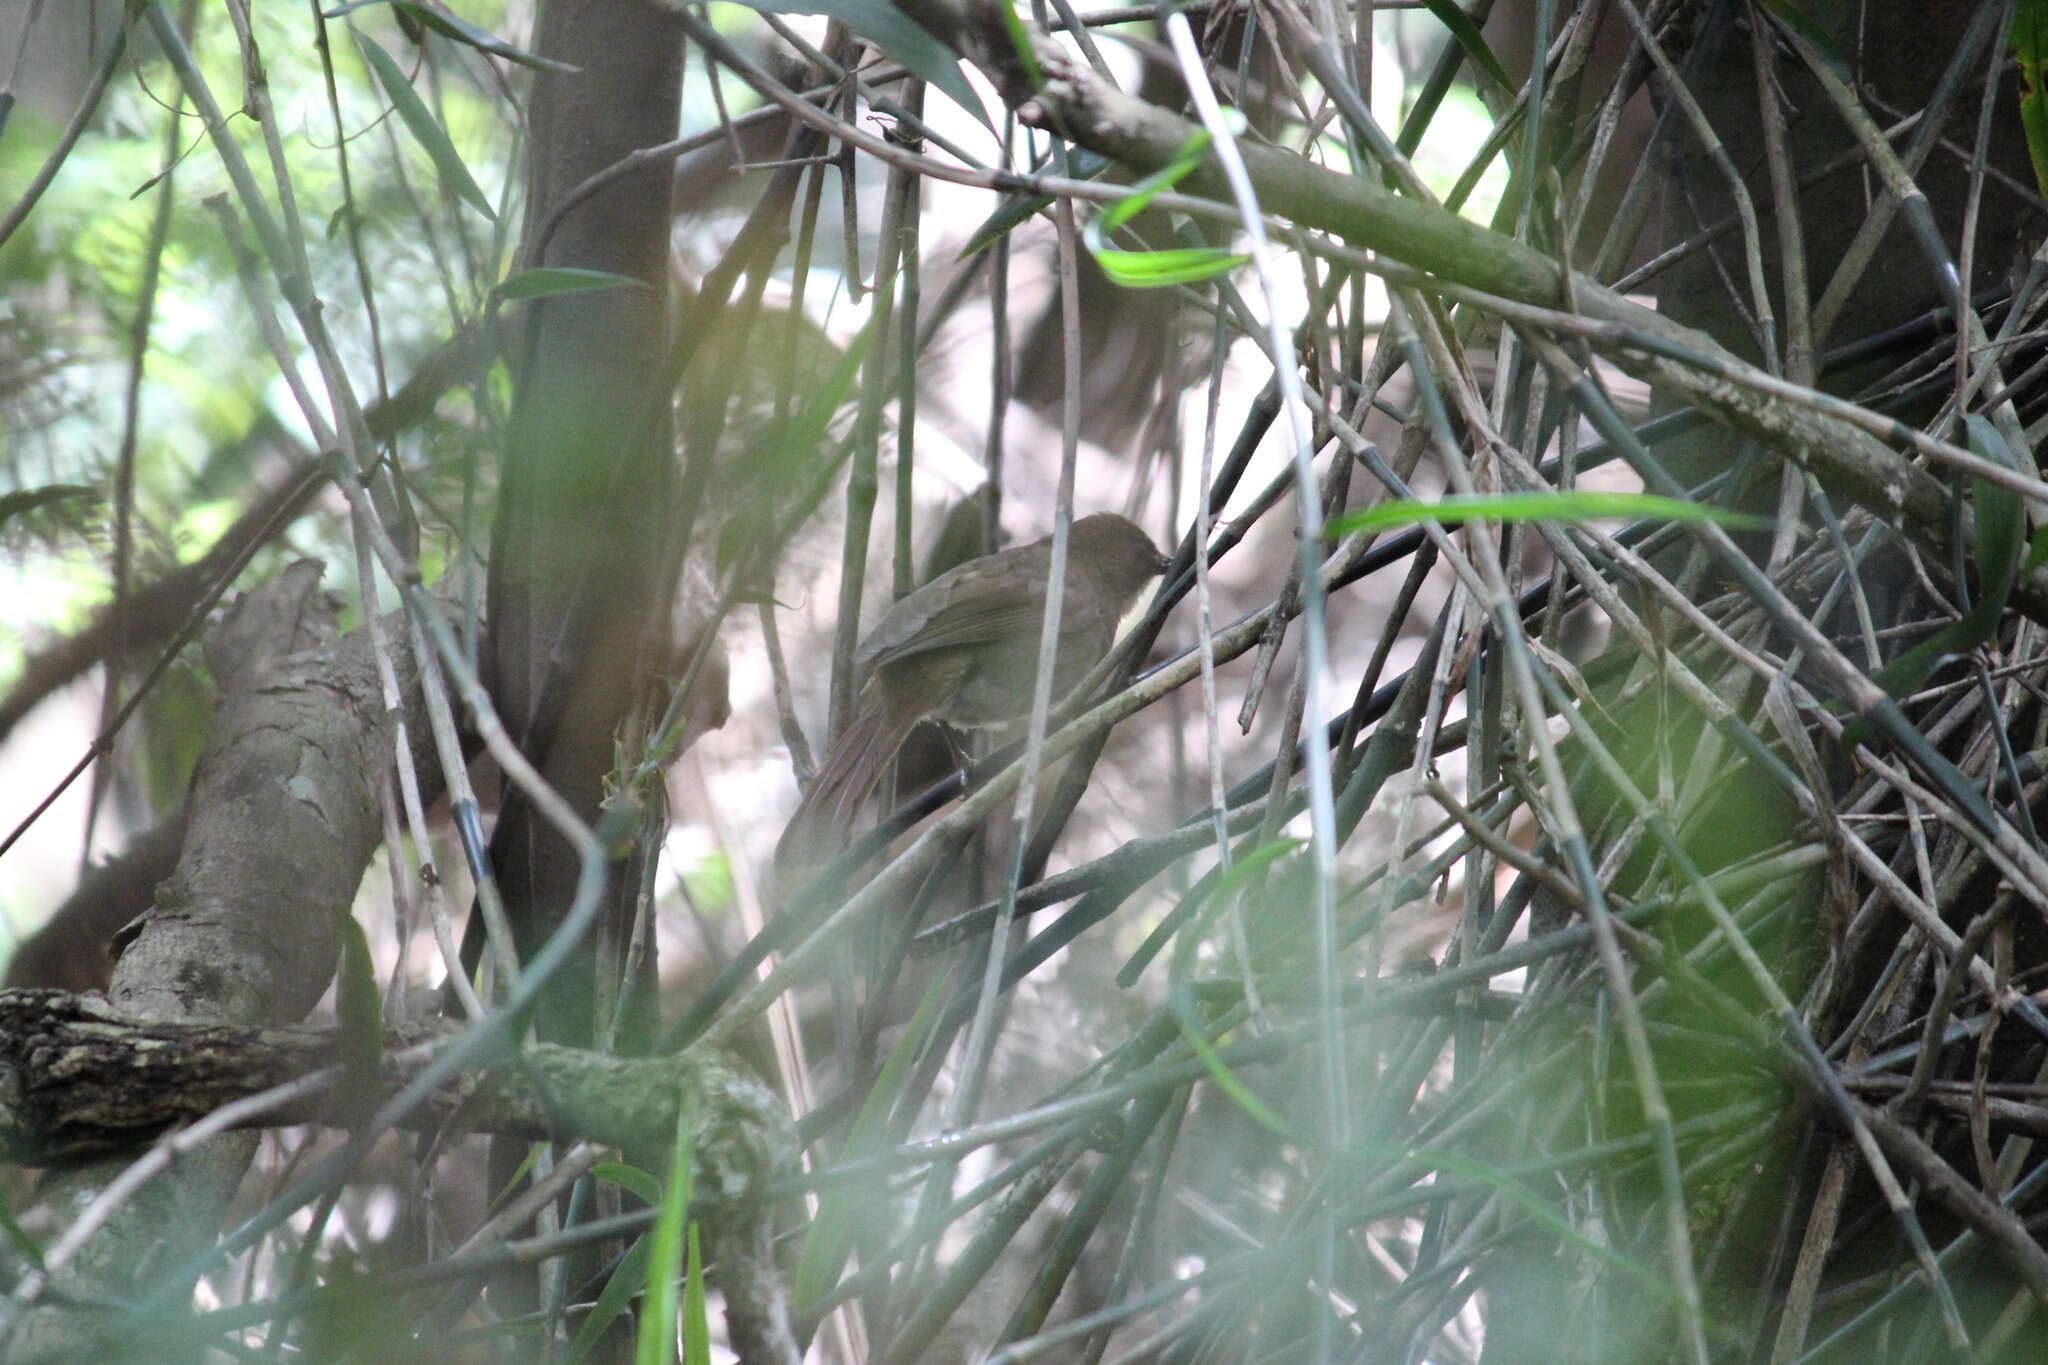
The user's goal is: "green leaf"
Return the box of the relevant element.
[1758,0,1853,80]
[326,1,580,73]
[335,914,382,1126]
[566,1235,651,1365]
[1092,246,1249,288]
[1326,491,1773,538]
[354,34,498,221]
[998,0,1043,94]
[2016,0,2048,202]
[2025,525,2048,575]
[1101,130,1212,235]
[721,0,985,125]
[1966,415,2025,621]
[1413,0,1514,101]
[1171,983,1296,1139]
[636,1096,697,1365]
[493,267,649,301]
[0,1195,45,1272]
[0,484,95,531]
[592,1162,663,1205]
[1083,130,1250,290]
[682,1224,710,1365]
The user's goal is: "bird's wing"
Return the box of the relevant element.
[857,550,1044,672]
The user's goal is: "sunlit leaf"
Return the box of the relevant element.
[1327,491,1772,537]
[1092,245,1249,288]
[1100,129,1213,235]
[1083,129,1251,290]
[682,1224,710,1365]
[636,1096,697,1365]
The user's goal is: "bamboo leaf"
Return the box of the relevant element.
[722,0,985,124]
[1327,491,1772,537]
[334,915,381,1126]
[1413,0,1514,100]
[325,0,578,72]
[959,147,1109,258]
[636,1096,697,1365]
[567,1235,651,1365]
[1092,245,1250,288]
[355,34,498,221]
[592,1161,662,1205]
[682,1224,710,1365]
[1864,416,2024,709]
[494,267,649,301]
[1171,983,1296,1139]
[1084,129,1250,290]
[2018,0,2048,218]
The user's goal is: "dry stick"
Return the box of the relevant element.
[1192,188,1243,1010]
[760,599,817,783]
[892,82,927,602]
[226,10,445,992]
[1792,4,2000,347]
[787,0,2024,570]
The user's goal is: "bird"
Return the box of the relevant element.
[775,512,1170,872]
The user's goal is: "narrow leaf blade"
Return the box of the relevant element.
[356,34,498,221]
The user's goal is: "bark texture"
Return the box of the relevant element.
[8,562,434,1363]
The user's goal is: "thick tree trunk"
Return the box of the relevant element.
[486,0,687,1051]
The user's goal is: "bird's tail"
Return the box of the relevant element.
[775,695,924,874]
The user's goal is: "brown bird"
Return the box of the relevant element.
[776,512,1170,871]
